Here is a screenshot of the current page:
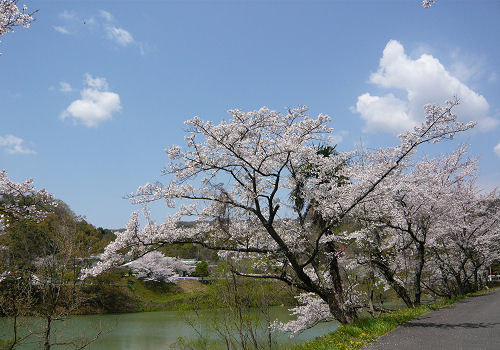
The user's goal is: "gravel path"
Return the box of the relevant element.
[364,288,500,350]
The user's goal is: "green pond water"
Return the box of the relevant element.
[0,307,339,349]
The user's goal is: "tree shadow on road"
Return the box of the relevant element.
[403,321,500,329]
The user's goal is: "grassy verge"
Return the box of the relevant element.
[291,287,498,350]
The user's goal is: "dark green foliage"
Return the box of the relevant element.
[160,243,217,261]
[191,261,209,277]
[81,271,142,314]
[491,260,500,275]
[0,199,116,267]
[0,197,119,317]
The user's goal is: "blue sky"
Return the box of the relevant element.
[1,0,499,229]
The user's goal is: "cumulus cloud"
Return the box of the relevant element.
[61,74,121,127]
[0,135,36,155]
[494,143,500,158]
[353,40,497,133]
[354,93,413,133]
[59,81,73,92]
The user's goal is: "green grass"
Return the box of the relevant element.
[123,277,210,311]
[290,288,499,350]
[124,277,294,312]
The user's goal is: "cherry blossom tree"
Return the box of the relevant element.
[85,100,473,327]
[0,170,54,231]
[427,181,500,296]
[348,145,478,307]
[347,143,499,308]
[0,171,55,348]
[125,251,191,283]
[0,1,35,54]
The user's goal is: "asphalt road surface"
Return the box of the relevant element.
[364,288,500,350]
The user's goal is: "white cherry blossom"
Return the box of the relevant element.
[0,170,55,231]
[88,101,474,327]
[0,1,35,54]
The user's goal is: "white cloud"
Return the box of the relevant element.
[61,74,121,127]
[54,9,142,52]
[494,143,500,158]
[105,26,134,47]
[53,26,70,35]
[354,93,413,133]
[353,40,497,133]
[59,81,73,92]
[0,135,36,155]
[54,10,81,35]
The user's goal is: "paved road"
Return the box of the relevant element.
[364,288,500,350]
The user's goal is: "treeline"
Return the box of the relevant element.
[1,200,115,266]
[0,195,217,348]
[0,197,119,348]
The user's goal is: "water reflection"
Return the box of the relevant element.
[0,307,339,349]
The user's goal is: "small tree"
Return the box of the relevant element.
[126,251,190,283]
[29,217,104,350]
[0,172,54,348]
[0,196,106,349]
[0,271,34,349]
[192,261,209,278]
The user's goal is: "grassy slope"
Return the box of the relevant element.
[119,277,295,312]
[126,278,210,311]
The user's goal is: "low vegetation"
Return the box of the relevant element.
[291,287,498,350]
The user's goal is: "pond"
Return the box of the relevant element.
[0,307,339,349]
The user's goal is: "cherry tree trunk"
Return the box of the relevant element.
[326,241,357,324]
[413,242,425,306]
[372,259,415,308]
